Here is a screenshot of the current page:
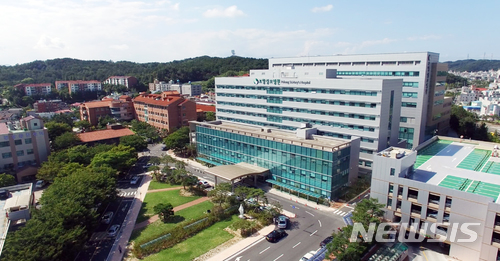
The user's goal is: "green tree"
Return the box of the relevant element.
[0,174,16,187]
[52,132,81,151]
[120,135,147,152]
[74,120,91,130]
[90,145,137,173]
[45,122,72,141]
[208,183,233,206]
[130,119,159,141]
[148,165,161,181]
[154,203,174,222]
[96,115,116,130]
[351,198,385,230]
[50,113,75,127]
[163,126,190,154]
[205,111,216,121]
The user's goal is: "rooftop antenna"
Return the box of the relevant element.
[231,50,235,56]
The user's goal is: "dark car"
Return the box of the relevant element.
[320,236,333,247]
[0,189,9,200]
[266,229,287,243]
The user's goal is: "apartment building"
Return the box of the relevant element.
[14,83,52,96]
[55,80,102,94]
[190,120,360,200]
[426,63,453,135]
[80,95,134,126]
[0,116,50,182]
[269,52,449,149]
[33,99,65,112]
[371,136,500,261]
[104,76,138,88]
[149,79,202,96]
[133,91,197,131]
[215,67,403,169]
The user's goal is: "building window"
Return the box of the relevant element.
[0,141,9,148]
[16,150,24,156]
[390,168,395,176]
[14,139,22,145]
[27,149,34,155]
[25,138,32,144]
[2,152,12,159]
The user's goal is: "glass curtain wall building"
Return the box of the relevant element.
[190,121,360,200]
[268,52,449,149]
[215,68,402,170]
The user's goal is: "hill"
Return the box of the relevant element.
[444,59,500,72]
[0,56,268,87]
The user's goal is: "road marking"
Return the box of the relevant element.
[292,242,301,248]
[345,205,354,209]
[333,210,339,214]
[305,211,315,217]
[273,254,284,261]
[223,237,266,261]
[310,230,318,236]
[259,246,270,254]
[318,220,322,227]
[235,257,242,261]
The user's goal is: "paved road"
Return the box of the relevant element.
[224,193,346,261]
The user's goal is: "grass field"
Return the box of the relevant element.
[148,181,181,190]
[136,189,201,223]
[132,200,214,243]
[142,215,238,261]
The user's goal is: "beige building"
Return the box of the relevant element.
[0,116,50,182]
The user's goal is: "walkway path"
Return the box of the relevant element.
[147,186,182,193]
[133,197,210,230]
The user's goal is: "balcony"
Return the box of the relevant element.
[493,238,500,249]
[408,194,418,203]
[495,220,500,232]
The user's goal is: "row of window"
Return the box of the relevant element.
[217,94,379,108]
[402,82,419,88]
[218,101,377,120]
[217,109,377,132]
[217,85,378,96]
[402,92,418,98]
[0,138,33,148]
[337,71,420,77]
[2,149,34,158]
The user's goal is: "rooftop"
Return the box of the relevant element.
[196,104,216,113]
[77,128,134,143]
[192,120,352,152]
[133,93,182,106]
[406,137,500,202]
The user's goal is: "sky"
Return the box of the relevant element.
[0,0,498,66]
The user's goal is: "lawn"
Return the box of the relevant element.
[148,181,181,190]
[143,215,239,261]
[132,201,214,243]
[136,189,201,223]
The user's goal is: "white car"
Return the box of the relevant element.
[107,224,120,237]
[299,250,317,261]
[35,180,46,188]
[130,176,140,185]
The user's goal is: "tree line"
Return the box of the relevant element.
[445,59,500,72]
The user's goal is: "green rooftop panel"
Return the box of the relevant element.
[439,175,500,201]
[415,139,453,168]
[481,161,500,176]
[457,149,491,171]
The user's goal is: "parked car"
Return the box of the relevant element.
[35,180,46,188]
[107,224,120,237]
[277,215,289,229]
[319,236,333,247]
[143,163,153,169]
[266,229,287,243]
[101,211,113,224]
[299,250,318,261]
[130,176,140,185]
[198,181,211,188]
[0,189,9,200]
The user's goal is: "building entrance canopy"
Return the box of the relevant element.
[205,162,268,182]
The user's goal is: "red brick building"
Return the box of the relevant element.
[133,91,197,131]
[33,100,65,112]
[77,124,135,146]
[80,96,135,126]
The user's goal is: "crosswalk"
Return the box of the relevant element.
[118,191,137,197]
[332,209,352,217]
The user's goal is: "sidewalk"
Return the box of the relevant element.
[107,173,152,261]
[166,150,209,171]
[133,197,210,230]
[206,224,275,261]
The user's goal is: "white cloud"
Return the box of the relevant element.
[203,5,245,18]
[407,35,442,41]
[109,44,129,50]
[311,4,333,13]
[34,35,65,49]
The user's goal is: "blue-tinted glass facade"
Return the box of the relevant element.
[195,126,351,199]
